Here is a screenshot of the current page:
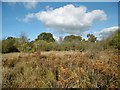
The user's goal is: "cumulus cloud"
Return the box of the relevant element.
[19,4,107,35]
[94,26,119,39]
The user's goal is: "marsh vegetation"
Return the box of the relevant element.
[2,30,120,88]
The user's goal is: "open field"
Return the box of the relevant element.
[2,50,120,88]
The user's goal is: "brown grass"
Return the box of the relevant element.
[2,49,120,88]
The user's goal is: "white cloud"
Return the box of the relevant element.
[7,1,38,10]
[53,35,59,42]
[45,5,53,11]
[94,26,119,39]
[19,4,107,35]
[23,1,37,10]
[17,13,35,22]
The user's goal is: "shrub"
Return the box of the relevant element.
[2,37,19,53]
[18,42,33,52]
[108,30,120,50]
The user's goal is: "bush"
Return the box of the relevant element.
[108,30,120,50]
[2,37,19,53]
[17,42,33,52]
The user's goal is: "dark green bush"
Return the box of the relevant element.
[2,37,19,53]
[108,30,120,50]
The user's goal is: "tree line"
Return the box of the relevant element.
[2,30,120,53]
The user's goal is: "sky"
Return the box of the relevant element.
[2,2,119,41]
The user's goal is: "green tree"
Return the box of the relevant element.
[64,35,82,42]
[87,34,97,43]
[36,32,55,42]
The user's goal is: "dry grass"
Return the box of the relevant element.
[2,49,120,88]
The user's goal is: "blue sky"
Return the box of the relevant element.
[2,2,118,41]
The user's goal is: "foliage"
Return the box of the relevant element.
[18,42,33,52]
[19,32,29,44]
[2,37,19,53]
[64,35,82,42]
[16,32,32,52]
[87,34,97,43]
[36,32,55,42]
[2,30,119,53]
[108,30,120,50]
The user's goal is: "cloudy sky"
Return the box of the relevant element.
[2,2,118,41]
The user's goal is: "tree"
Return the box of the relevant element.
[19,32,29,44]
[64,35,82,42]
[36,32,55,42]
[87,34,97,43]
[16,32,31,52]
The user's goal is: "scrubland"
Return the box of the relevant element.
[2,49,120,88]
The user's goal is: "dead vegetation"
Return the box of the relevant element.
[2,49,120,88]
